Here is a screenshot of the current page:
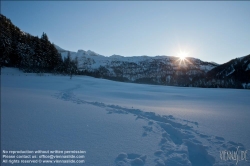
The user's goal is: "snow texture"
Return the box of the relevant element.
[1,67,250,166]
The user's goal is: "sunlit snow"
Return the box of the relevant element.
[1,67,250,166]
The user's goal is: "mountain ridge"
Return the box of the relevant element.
[55,44,250,89]
[1,13,249,89]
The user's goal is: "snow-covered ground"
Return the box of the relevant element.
[1,67,250,166]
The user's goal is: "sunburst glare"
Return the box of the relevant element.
[178,50,189,60]
[176,50,192,66]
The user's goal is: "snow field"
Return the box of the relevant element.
[1,67,250,165]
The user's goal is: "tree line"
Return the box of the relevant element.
[0,14,77,75]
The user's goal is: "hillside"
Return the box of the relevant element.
[57,46,218,86]
[56,46,250,89]
[1,13,249,89]
[206,55,250,88]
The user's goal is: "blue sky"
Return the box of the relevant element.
[2,1,250,64]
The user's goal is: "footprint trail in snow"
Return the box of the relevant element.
[53,85,250,166]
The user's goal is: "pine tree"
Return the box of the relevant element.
[1,14,65,74]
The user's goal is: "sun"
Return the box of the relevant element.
[176,50,191,66]
[177,51,189,60]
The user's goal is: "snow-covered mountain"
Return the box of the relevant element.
[2,11,248,89]
[56,45,250,89]
[206,54,250,88]
[55,45,217,86]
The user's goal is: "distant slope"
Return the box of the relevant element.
[56,46,218,86]
[208,54,250,79]
[205,54,250,88]
[53,44,67,53]
[56,45,250,89]
[1,13,249,89]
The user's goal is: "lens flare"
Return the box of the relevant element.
[175,50,191,66]
[178,51,188,60]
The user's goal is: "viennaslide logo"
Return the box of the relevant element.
[220,146,248,165]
